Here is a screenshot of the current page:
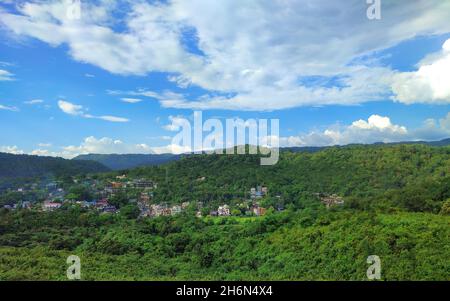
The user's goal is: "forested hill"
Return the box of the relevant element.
[0,144,449,280]
[72,139,450,170]
[285,138,450,152]
[123,144,450,213]
[73,153,181,170]
[0,153,110,179]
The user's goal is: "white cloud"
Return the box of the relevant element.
[151,144,191,155]
[38,143,52,147]
[4,112,450,158]
[0,69,14,81]
[120,97,142,103]
[30,149,59,157]
[411,112,450,141]
[58,100,84,115]
[0,104,19,111]
[0,145,24,154]
[350,115,407,134]
[24,99,44,105]
[61,136,149,158]
[59,136,187,158]
[278,114,450,147]
[84,73,95,78]
[163,115,188,132]
[2,1,450,110]
[392,38,450,104]
[97,115,129,123]
[57,99,129,122]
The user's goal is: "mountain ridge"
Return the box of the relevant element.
[72,138,450,170]
[0,152,110,179]
[73,153,182,170]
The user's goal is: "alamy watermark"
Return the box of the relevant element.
[366,0,381,20]
[366,255,381,280]
[65,0,81,20]
[67,255,81,280]
[65,0,380,22]
[169,111,280,166]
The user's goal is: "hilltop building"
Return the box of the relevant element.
[42,201,62,211]
[320,194,345,208]
[218,205,230,216]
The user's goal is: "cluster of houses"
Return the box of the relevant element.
[209,203,268,217]
[135,185,272,218]
[209,204,231,217]
[79,199,117,213]
[138,201,192,218]
[3,201,32,211]
[317,193,345,208]
[101,178,156,199]
[42,200,62,211]
[3,179,279,218]
[41,199,118,213]
[106,177,156,190]
[250,186,268,199]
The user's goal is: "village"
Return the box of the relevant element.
[1,175,344,218]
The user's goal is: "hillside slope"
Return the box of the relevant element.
[0,153,109,179]
[125,144,450,212]
[73,153,181,170]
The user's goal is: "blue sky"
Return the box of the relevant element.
[0,0,450,157]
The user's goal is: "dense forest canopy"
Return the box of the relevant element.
[0,143,449,280]
[108,144,450,213]
[73,153,181,170]
[0,153,109,179]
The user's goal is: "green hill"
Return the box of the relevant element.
[0,143,449,280]
[123,143,450,213]
[0,152,110,179]
[73,153,181,170]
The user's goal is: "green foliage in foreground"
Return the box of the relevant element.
[0,208,448,280]
[0,144,449,280]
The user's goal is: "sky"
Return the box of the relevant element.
[0,0,450,158]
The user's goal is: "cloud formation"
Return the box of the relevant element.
[2,112,450,158]
[163,115,189,132]
[2,1,450,110]
[56,136,189,158]
[392,39,450,104]
[279,113,450,147]
[120,98,143,104]
[24,99,44,105]
[0,145,24,154]
[57,100,129,122]
[0,104,19,111]
[0,69,14,81]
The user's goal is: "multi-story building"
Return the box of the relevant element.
[171,205,182,215]
[42,201,62,211]
[218,205,230,216]
[253,206,267,216]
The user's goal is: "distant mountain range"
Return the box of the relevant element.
[73,153,182,170]
[379,138,450,147]
[285,138,450,152]
[72,138,450,170]
[1,138,448,178]
[0,153,109,179]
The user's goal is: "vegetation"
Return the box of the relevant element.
[73,153,181,170]
[121,144,450,213]
[0,208,448,280]
[0,152,109,179]
[0,143,449,280]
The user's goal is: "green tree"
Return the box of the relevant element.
[120,204,140,219]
